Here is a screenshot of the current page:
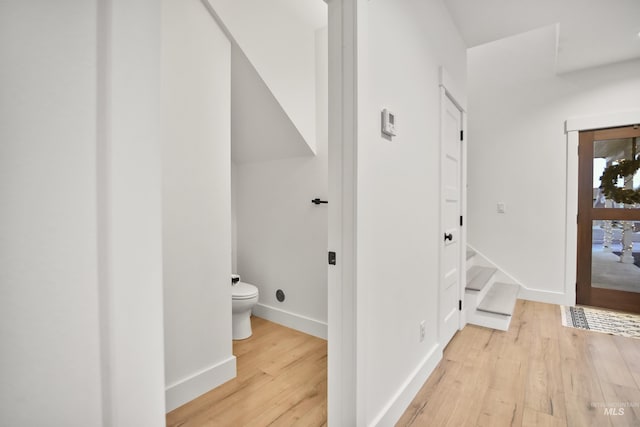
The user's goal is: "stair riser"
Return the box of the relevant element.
[464,273,496,310]
[466,310,512,331]
[477,282,519,316]
[466,254,477,270]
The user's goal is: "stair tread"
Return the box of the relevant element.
[466,266,496,291]
[477,282,519,316]
[466,248,476,260]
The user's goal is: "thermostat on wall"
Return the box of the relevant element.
[381,109,396,137]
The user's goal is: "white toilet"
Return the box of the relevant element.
[231,274,259,340]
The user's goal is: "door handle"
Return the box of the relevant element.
[444,233,453,242]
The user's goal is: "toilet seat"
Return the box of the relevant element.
[232,282,258,300]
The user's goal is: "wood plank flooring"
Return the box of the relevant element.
[166,301,639,426]
[397,300,640,427]
[166,317,327,427]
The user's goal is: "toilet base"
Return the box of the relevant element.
[232,312,253,340]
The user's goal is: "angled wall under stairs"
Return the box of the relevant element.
[205,0,326,155]
[231,44,313,163]
[465,246,520,331]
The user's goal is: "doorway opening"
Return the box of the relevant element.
[162,0,337,423]
[576,125,640,313]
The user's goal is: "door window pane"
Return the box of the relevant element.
[592,219,640,293]
[593,137,640,209]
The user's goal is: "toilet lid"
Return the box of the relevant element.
[232,281,258,299]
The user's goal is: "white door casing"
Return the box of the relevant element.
[327,0,358,425]
[439,90,463,347]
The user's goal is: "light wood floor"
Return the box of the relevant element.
[166,317,327,427]
[166,301,639,427]
[397,300,640,427]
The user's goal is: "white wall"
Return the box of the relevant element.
[0,1,166,425]
[161,0,235,412]
[0,3,103,424]
[103,1,167,425]
[206,0,326,153]
[467,25,640,304]
[355,0,467,424]
[233,27,329,338]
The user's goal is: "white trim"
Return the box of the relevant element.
[565,110,640,132]
[564,131,579,307]
[165,356,236,412]
[439,66,467,113]
[564,110,640,308]
[518,286,570,306]
[96,1,112,423]
[467,245,522,284]
[469,241,570,307]
[328,0,358,425]
[460,111,468,328]
[98,1,166,423]
[368,344,442,427]
[253,304,328,339]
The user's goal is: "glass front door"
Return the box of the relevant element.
[577,126,640,313]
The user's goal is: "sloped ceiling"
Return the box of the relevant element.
[444,0,640,73]
[231,44,313,163]
[207,0,326,153]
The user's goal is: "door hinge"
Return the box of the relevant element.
[328,251,336,265]
[459,300,462,311]
[460,215,463,226]
[460,130,464,141]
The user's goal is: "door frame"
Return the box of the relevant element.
[576,126,640,312]
[564,111,640,307]
[327,0,358,425]
[439,68,467,340]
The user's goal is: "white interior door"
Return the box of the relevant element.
[439,92,463,346]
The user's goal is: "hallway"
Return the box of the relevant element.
[398,300,640,426]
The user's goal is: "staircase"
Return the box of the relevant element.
[464,248,519,331]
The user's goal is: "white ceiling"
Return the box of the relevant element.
[444,0,640,73]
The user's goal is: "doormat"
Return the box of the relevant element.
[560,305,640,339]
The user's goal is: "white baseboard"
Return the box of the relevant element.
[518,285,572,306]
[369,343,442,427]
[253,303,327,339]
[468,244,574,307]
[165,355,236,413]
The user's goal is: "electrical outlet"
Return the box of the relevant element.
[497,202,506,214]
[419,320,426,342]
